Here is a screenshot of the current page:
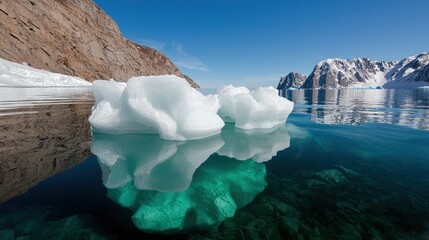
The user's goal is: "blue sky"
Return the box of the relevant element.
[93,0,429,88]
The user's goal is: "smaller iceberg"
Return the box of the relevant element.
[89,75,225,140]
[217,85,294,129]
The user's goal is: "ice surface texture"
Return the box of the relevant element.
[0,57,91,86]
[89,75,225,140]
[217,85,294,129]
[90,76,294,140]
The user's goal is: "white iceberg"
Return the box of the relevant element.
[217,85,294,129]
[0,57,91,87]
[89,75,225,140]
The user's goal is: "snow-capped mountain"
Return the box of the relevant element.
[278,52,429,89]
[301,58,396,89]
[277,72,307,89]
[383,53,429,88]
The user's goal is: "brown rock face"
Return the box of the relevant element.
[0,0,198,87]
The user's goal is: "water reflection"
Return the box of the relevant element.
[91,124,295,233]
[217,124,290,162]
[0,87,92,112]
[0,88,93,203]
[281,88,429,130]
[91,133,225,192]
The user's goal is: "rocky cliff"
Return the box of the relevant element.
[0,0,198,87]
[278,53,429,89]
[277,72,307,90]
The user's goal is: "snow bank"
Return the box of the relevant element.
[89,75,225,140]
[217,85,294,129]
[0,57,91,87]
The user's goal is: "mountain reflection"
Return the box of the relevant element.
[281,88,429,129]
[91,124,293,233]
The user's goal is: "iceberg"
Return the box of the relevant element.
[89,75,225,140]
[217,123,291,162]
[0,57,91,87]
[217,85,294,129]
[90,76,295,140]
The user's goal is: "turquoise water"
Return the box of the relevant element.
[0,88,428,239]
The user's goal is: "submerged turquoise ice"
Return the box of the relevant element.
[91,124,295,233]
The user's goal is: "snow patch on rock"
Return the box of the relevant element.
[0,57,91,87]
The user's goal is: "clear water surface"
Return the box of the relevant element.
[0,87,428,239]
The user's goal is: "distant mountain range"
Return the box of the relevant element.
[278,52,429,89]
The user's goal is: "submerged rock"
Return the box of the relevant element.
[0,229,14,240]
[0,207,109,240]
[192,162,429,240]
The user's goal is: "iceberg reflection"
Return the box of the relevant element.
[91,133,224,192]
[91,124,295,233]
[217,123,291,162]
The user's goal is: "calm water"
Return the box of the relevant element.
[0,87,428,239]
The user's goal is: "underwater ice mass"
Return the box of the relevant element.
[90,124,292,232]
[89,75,294,140]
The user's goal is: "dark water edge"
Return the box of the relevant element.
[0,88,429,239]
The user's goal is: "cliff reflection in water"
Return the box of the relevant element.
[281,88,429,129]
[0,87,93,203]
[91,124,295,233]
